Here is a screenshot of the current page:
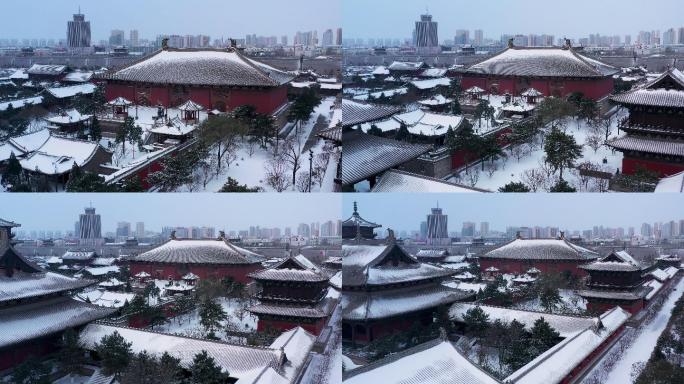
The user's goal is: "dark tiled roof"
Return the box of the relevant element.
[483,238,598,261]
[0,271,96,303]
[342,284,472,321]
[608,136,684,157]
[132,238,264,265]
[0,218,20,227]
[612,68,684,108]
[100,48,294,87]
[342,99,402,128]
[0,297,116,348]
[342,131,431,185]
[248,303,328,318]
[577,287,650,300]
[343,338,499,384]
[371,169,489,193]
[317,125,342,142]
[342,242,454,287]
[249,255,329,283]
[466,47,618,78]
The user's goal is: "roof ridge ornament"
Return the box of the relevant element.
[170,230,176,240]
[161,37,169,51]
[386,228,396,243]
[564,38,572,50]
[508,38,514,49]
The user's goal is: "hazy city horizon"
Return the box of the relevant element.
[0,0,340,42]
[2,194,341,233]
[343,194,684,236]
[343,0,683,42]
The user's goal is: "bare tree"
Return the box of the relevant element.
[295,171,310,192]
[520,168,547,192]
[264,157,290,192]
[466,169,480,187]
[281,137,303,190]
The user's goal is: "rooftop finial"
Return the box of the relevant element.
[218,230,226,240]
[162,37,169,50]
[387,228,396,243]
[508,38,514,49]
[170,230,176,240]
[353,201,358,214]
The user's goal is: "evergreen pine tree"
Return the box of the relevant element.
[96,331,133,377]
[190,350,227,384]
[90,116,102,141]
[199,298,227,334]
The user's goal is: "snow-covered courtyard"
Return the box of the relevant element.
[448,111,627,192]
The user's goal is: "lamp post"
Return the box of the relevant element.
[308,149,314,192]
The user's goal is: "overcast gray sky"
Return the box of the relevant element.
[0,0,340,41]
[3,194,341,232]
[343,0,682,40]
[343,194,684,234]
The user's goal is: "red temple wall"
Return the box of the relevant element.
[105,82,288,115]
[621,156,684,177]
[129,262,259,284]
[479,258,589,278]
[586,299,644,315]
[0,337,60,371]
[560,323,626,384]
[460,76,613,101]
[257,317,327,335]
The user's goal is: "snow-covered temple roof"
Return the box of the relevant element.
[342,241,454,287]
[342,201,382,229]
[420,68,448,78]
[612,68,684,108]
[249,254,329,283]
[483,238,598,261]
[0,96,43,112]
[521,87,544,97]
[0,297,116,349]
[655,171,684,192]
[342,99,402,128]
[580,250,645,272]
[18,132,105,175]
[342,131,431,186]
[63,70,94,83]
[75,290,135,308]
[343,338,499,384]
[45,109,92,125]
[387,61,427,71]
[27,64,67,75]
[466,47,619,78]
[176,99,204,111]
[148,116,197,137]
[343,284,471,321]
[505,307,631,384]
[106,96,132,106]
[0,269,95,304]
[79,324,285,380]
[235,367,288,384]
[360,109,464,137]
[44,83,97,99]
[417,94,453,106]
[409,77,451,90]
[62,250,97,260]
[450,303,597,338]
[132,237,264,265]
[608,136,684,157]
[101,48,294,87]
[371,169,487,193]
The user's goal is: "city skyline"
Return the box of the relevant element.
[0,0,340,42]
[2,194,341,233]
[343,194,684,235]
[343,0,683,41]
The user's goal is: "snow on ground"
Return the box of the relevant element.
[512,289,587,314]
[195,97,336,192]
[448,111,627,192]
[600,278,684,384]
[153,297,257,339]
